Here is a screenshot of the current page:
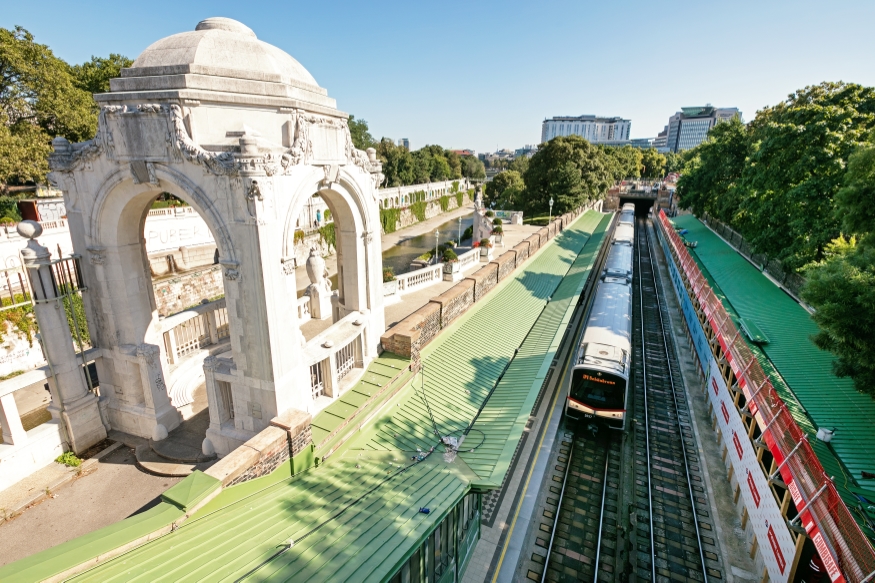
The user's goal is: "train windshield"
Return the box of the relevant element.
[570,370,625,410]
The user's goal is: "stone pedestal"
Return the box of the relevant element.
[19,221,106,454]
[307,285,333,320]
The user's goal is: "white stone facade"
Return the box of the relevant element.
[541,115,631,143]
[47,17,386,456]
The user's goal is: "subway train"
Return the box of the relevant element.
[566,204,634,430]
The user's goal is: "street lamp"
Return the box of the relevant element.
[458,216,462,246]
[435,229,440,265]
[549,197,554,222]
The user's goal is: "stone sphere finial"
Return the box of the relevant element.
[17,220,43,240]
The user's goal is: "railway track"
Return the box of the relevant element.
[528,216,724,583]
[630,218,722,582]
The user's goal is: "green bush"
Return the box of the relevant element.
[380,208,401,234]
[61,288,90,347]
[492,218,502,226]
[479,238,492,248]
[323,209,331,222]
[318,223,336,250]
[455,191,464,207]
[56,452,81,467]
[382,267,396,282]
[492,224,504,235]
[462,225,473,241]
[451,180,460,193]
[293,229,305,245]
[442,248,458,262]
[485,210,494,218]
[1,293,35,344]
[411,201,427,222]
[439,195,450,213]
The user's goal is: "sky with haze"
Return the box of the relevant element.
[4,0,874,153]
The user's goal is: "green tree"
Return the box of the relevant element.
[376,138,414,186]
[640,148,667,179]
[71,54,132,95]
[524,135,611,215]
[663,151,684,175]
[676,117,750,223]
[508,155,529,175]
[802,140,875,397]
[600,145,641,182]
[461,155,486,180]
[738,82,875,270]
[484,170,523,207]
[0,26,97,185]
[348,115,376,150]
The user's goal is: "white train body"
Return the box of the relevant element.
[567,208,634,429]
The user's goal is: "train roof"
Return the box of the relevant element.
[604,241,633,277]
[580,279,632,375]
[613,222,634,245]
[621,203,636,211]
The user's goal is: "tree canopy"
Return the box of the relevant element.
[802,139,875,397]
[348,116,376,151]
[675,80,875,397]
[523,135,613,215]
[484,170,524,208]
[640,148,666,179]
[676,81,875,270]
[375,139,470,187]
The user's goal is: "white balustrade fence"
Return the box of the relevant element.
[162,298,230,366]
[377,179,470,210]
[297,295,311,323]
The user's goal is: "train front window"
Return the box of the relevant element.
[570,370,625,410]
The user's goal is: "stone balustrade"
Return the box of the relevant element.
[377,179,470,209]
[161,298,230,366]
[299,311,368,408]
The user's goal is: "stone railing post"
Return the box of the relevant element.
[164,329,179,365]
[0,392,27,445]
[206,309,219,345]
[202,355,223,456]
[18,220,106,454]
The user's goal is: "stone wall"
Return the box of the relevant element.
[394,192,471,232]
[153,266,224,316]
[494,251,516,281]
[206,409,312,487]
[468,263,498,302]
[513,241,530,265]
[381,206,591,360]
[432,279,474,329]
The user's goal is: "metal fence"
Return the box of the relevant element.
[659,211,875,582]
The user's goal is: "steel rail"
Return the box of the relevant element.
[636,218,657,583]
[539,439,574,583]
[642,219,710,582]
[593,450,611,583]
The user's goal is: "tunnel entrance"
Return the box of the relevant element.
[619,197,656,217]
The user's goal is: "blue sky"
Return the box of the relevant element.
[5,0,874,153]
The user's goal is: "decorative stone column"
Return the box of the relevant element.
[304,247,333,320]
[134,343,178,441]
[19,221,106,454]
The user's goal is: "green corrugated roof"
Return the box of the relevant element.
[460,214,611,486]
[68,456,470,583]
[347,212,609,471]
[12,211,611,583]
[671,215,875,539]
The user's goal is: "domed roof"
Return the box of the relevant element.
[131,17,319,88]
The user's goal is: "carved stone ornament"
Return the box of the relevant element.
[87,247,106,266]
[203,355,219,371]
[136,343,158,366]
[168,104,240,175]
[361,230,373,246]
[246,180,263,201]
[281,257,296,276]
[344,129,384,189]
[224,268,240,281]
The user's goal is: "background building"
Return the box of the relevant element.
[541,115,631,144]
[664,106,741,152]
[397,138,410,150]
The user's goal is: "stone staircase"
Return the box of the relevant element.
[134,438,216,477]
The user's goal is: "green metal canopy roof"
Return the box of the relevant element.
[671,215,875,539]
[2,210,612,583]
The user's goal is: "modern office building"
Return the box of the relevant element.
[397,138,410,150]
[541,115,631,144]
[664,106,741,152]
